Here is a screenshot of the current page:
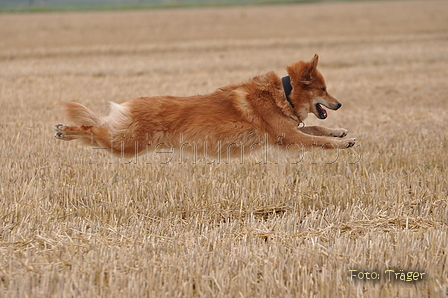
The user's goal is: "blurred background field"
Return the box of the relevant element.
[1,0,448,297]
[0,0,386,11]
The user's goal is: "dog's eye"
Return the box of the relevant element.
[321,87,327,92]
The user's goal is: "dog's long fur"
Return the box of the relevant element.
[55,54,355,158]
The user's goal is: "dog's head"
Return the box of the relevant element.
[286,54,341,121]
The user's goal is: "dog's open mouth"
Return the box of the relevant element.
[316,104,327,119]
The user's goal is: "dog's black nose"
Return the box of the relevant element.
[336,102,342,110]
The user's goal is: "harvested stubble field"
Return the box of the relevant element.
[1,0,448,297]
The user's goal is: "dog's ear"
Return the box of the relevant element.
[299,54,319,85]
[310,54,319,69]
[287,54,319,86]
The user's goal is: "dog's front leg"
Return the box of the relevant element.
[276,129,355,150]
[298,125,349,138]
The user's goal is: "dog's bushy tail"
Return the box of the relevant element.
[61,102,101,126]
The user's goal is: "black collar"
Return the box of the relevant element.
[282,76,294,108]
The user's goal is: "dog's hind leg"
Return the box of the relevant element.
[54,123,131,156]
[54,123,107,147]
[55,101,138,156]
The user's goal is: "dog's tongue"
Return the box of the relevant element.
[317,104,327,119]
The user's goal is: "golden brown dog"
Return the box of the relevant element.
[55,54,355,159]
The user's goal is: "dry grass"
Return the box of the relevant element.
[1,1,448,297]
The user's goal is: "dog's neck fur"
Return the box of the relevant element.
[282,76,294,109]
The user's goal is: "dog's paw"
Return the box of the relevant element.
[345,138,356,148]
[54,124,72,141]
[330,128,349,138]
[54,123,67,132]
[322,138,356,149]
